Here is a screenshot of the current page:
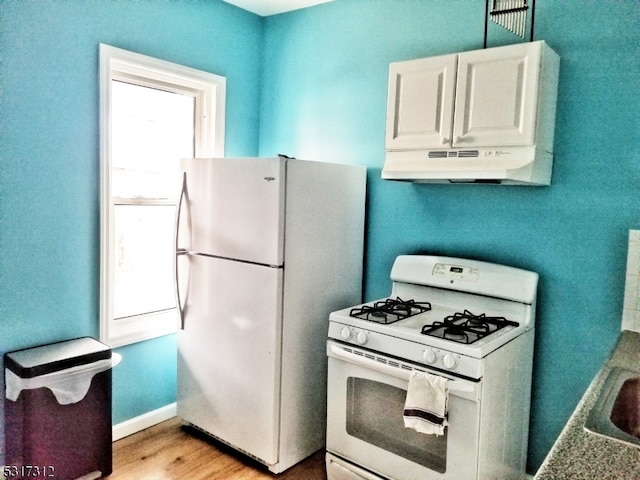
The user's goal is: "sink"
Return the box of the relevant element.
[584,367,640,448]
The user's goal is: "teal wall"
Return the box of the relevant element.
[1,0,638,474]
[0,0,263,461]
[260,0,640,473]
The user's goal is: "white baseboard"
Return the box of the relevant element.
[112,403,177,441]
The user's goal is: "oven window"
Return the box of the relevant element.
[346,377,447,472]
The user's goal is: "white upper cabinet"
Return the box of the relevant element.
[383,41,560,185]
[385,54,457,150]
[453,42,541,148]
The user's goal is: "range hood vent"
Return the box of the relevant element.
[383,146,552,185]
[428,150,480,159]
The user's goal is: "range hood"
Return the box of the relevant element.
[382,145,552,185]
[382,41,560,185]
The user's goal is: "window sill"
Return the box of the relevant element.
[103,309,179,348]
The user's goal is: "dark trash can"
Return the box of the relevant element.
[4,337,119,480]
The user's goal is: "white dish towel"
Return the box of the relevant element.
[403,371,449,435]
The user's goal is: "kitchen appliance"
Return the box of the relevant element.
[326,255,538,480]
[175,156,366,473]
[382,41,559,184]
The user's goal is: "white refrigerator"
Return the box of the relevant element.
[175,157,366,473]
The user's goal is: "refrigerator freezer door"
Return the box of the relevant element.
[177,254,283,465]
[181,157,285,266]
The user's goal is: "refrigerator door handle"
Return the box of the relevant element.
[175,172,189,329]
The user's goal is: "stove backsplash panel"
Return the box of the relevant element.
[622,230,640,332]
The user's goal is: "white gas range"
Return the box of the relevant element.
[326,255,538,480]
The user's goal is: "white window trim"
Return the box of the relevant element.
[99,44,225,347]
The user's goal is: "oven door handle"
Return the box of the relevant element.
[328,343,476,394]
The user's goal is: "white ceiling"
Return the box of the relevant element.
[222,0,333,17]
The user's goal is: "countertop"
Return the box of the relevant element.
[535,330,640,479]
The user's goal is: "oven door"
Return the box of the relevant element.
[326,340,481,480]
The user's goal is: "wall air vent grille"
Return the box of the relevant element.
[427,150,480,159]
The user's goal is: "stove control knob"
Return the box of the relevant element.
[423,348,437,364]
[340,327,351,340]
[356,331,368,345]
[443,354,457,369]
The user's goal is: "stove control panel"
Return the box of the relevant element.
[339,326,368,345]
[423,348,437,364]
[328,321,483,379]
[443,353,457,369]
[433,263,479,282]
[422,347,459,370]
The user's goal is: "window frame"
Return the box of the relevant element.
[99,44,225,347]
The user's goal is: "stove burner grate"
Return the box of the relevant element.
[350,297,432,324]
[421,310,519,344]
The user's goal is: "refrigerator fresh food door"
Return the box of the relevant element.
[177,254,283,465]
[180,157,285,266]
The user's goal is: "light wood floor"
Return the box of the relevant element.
[106,417,327,480]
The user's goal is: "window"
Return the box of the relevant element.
[99,44,225,347]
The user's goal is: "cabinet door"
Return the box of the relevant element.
[385,54,457,150]
[452,42,541,148]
